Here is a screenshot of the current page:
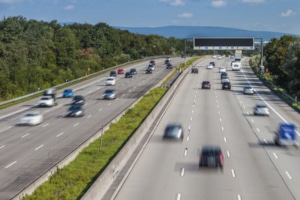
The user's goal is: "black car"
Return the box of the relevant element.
[166,63,173,69]
[110,70,117,77]
[125,71,133,78]
[145,68,152,74]
[201,81,211,89]
[130,68,137,75]
[163,123,184,140]
[191,67,199,73]
[209,61,215,67]
[71,95,85,105]
[220,72,227,79]
[66,104,85,117]
[199,145,224,169]
[222,82,231,90]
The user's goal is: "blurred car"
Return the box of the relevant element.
[243,86,254,95]
[125,71,133,78]
[199,145,223,169]
[219,67,226,73]
[63,89,74,98]
[209,61,215,67]
[149,60,156,66]
[220,72,227,79]
[117,68,124,74]
[72,95,85,105]
[66,104,85,117]
[130,68,137,75]
[221,76,230,84]
[166,63,173,69]
[253,104,270,116]
[163,123,184,140]
[206,64,213,69]
[165,57,171,64]
[147,65,155,71]
[103,88,116,99]
[191,67,199,73]
[222,82,231,90]
[38,96,55,107]
[106,76,116,86]
[109,70,117,77]
[201,81,211,89]
[145,68,153,74]
[20,111,43,125]
[212,55,217,59]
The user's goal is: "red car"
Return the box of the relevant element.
[201,81,211,89]
[150,60,156,66]
[117,68,124,74]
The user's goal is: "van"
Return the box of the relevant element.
[231,62,241,71]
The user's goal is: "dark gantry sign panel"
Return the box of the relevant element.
[193,38,254,50]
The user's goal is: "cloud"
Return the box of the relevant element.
[63,5,75,11]
[159,0,185,6]
[178,12,193,18]
[281,9,295,17]
[211,0,227,7]
[0,0,21,3]
[240,0,265,3]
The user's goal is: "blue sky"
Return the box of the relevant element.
[0,0,300,35]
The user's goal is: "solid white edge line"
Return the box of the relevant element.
[180,168,185,176]
[285,171,292,179]
[231,169,236,178]
[273,152,278,159]
[5,161,17,168]
[35,145,44,151]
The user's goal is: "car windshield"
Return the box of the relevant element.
[256,105,267,109]
[25,113,38,117]
[64,89,72,93]
[40,97,50,100]
[74,96,83,100]
[105,89,115,93]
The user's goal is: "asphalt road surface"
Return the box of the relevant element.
[113,56,300,200]
[0,57,186,200]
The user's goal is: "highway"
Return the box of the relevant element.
[112,57,300,200]
[0,57,185,200]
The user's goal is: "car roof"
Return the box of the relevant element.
[201,145,222,151]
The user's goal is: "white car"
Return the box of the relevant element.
[38,96,55,107]
[20,111,43,125]
[206,64,213,69]
[219,67,226,73]
[243,86,254,95]
[106,77,116,86]
[254,104,270,116]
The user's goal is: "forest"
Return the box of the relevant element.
[0,16,299,101]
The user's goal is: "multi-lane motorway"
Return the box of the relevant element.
[111,57,300,200]
[0,57,184,200]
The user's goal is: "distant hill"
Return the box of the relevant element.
[113,26,295,41]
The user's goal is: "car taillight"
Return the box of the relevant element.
[219,153,223,163]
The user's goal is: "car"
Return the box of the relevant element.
[147,64,155,71]
[201,81,211,89]
[253,104,270,116]
[222,82,231,90]
[149,60,156,66]
[212,55,217,59]
[219,67,226,73]
[221,76,230,84]
[209,61,215,67]
[243,86,254,95]
[106,76,116,86]
[130,68,137,75]
[66,104,85,117]
[163,123,184,140]
[199,145,223,169]
[191,67,199,73]
[145,68,153,74]
[165,57,171,64]
[63,89,74,98]
[206,64,213,69]
[20,111,43,126]
[38,96,55,107]
[125,71,133,78]
[166,63,173,69]
[220,72,227,79]
[71,95,85,105]
[117,68,124,74]
[103,88,116,99]
[109,70,117,77]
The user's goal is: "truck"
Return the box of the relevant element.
[274,123,299,148]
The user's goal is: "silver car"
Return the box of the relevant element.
[243,86,254,95]
[254,104,270,116]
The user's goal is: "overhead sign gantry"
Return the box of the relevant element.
[193,37,254,50]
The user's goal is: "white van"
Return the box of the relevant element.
[231,62,241,71]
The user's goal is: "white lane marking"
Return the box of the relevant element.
[74,123,79,127]
[98,108,102,111]
[219,118,222,122]
[188,125,191,131]
[184,148,188,156]
[180,168,185,176]
[251,119,254,123]
[5,161,17,168]
[243,106,246,109]
[273,152,278,159]
[231,169,236,178]
[42,123,49,127]
[246,112,249,115]
[35,145,44,151]
[285,171,292,179]
[186,136,190,142]
[108,103,111,106]
[256,128,260,132]
[237,194,242,200]
[224,137,227,143]
[0,145,5,149]
[176,193,181,200]
[218,111,221,115]
[57,132,64,137]
[21,133,30,138]
[87,115,92,118]
[227,151,230,157]
[221,126,224,131]
[191,110,194,114]
[190,117,192,121]
[217,105,219,108]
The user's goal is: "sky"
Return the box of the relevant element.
[0,0,300,35]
